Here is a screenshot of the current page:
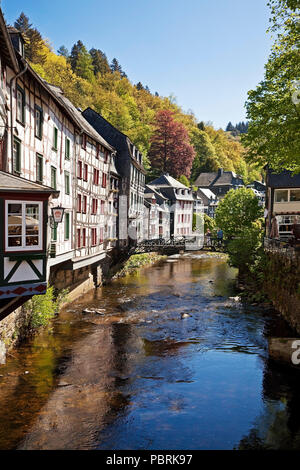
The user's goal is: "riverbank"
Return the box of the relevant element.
[109,252,167,279]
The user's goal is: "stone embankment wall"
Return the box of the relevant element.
[264,250,300,334]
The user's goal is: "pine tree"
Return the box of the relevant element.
[110,58,127,77]
[57,46,69,58]
[14,12,32,34]
[90,48,110,75]
[70,40,84,71]
[226,122,235,132]
[74,45,94,81]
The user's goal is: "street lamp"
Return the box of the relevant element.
[50,206,65,228]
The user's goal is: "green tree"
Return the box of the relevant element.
[90,48,111,75]
[215,187,263,238]
[74,45,94,81]
[178,175,190,187]
[243,0,300,172]
[215,188,264,276]
[190,127,218,180]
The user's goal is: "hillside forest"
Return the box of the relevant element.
[12,12,263,184]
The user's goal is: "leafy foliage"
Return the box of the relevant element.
[243,0,300,173]
[215,188,264,274]
[25,287,69,329]
[148,110,195,178]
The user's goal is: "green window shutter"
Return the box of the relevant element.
[36,154,43,182]
[65,213,70,240]
[65,137,70,160]
[13,137,21,174]
[51,166,57,189]
[53,127,58,150]
[65,171,70,195]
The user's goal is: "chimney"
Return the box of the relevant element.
[218,168,223,177]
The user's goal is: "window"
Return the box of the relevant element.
[36,153,43,183]
[104,150,108,164]
[96,143,100,159]
[91,228,97,246]
[77,161,82,179]
[65,137,70,160]
[6,201,42,251]
[65,171,70,195]
[102,172,107,188]
[77,194,82,212]
[53,127,58,150]
[83,164,88,182]
[290,190,300,202]
[99,227,104,244]
[275,190,288,203]
[77,228,81,248]
[13,137,21,174]
[51,166,57,190]
[16,86,25,124]
[35,105,43,139]
[92,199,98,215]
[83,195,87,214]
[64,213,70,240]
[100,200,105,215]
[82,228,86,247]
[93,168,99,185]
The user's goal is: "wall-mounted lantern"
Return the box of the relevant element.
[50,206,65,228]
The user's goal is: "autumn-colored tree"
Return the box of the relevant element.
[148,110,195,179]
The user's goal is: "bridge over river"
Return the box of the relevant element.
[132,236,226,255]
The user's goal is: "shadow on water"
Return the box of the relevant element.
[0,253,299,449]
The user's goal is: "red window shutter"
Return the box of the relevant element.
[77,229,81,248]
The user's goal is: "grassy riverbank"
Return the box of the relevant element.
[112,253,167,279]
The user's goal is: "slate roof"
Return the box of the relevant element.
[194,172,218,187]
[0,171,59,196]
[0,11,19,72]
[267,169,300,188]
[82,107,146,174]
[45,84,114,151]
[194,169,244,188]
[198,188,217,200]
[148,174,194,201]
[149,174,188,189]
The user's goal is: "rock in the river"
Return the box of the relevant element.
[229,296,241,302]
[180,313,191,319]
[82,308,105,315]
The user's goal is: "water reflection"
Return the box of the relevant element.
[0,254,299,450]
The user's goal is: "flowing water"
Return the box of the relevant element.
[0,253,299,450]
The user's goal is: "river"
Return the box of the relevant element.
[0,253,299,450]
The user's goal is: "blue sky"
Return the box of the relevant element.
[2,0,273,129]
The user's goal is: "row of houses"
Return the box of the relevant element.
[0,10,197,319]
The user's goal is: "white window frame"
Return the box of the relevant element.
[275,188,300,203]
[6,200,43,252]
